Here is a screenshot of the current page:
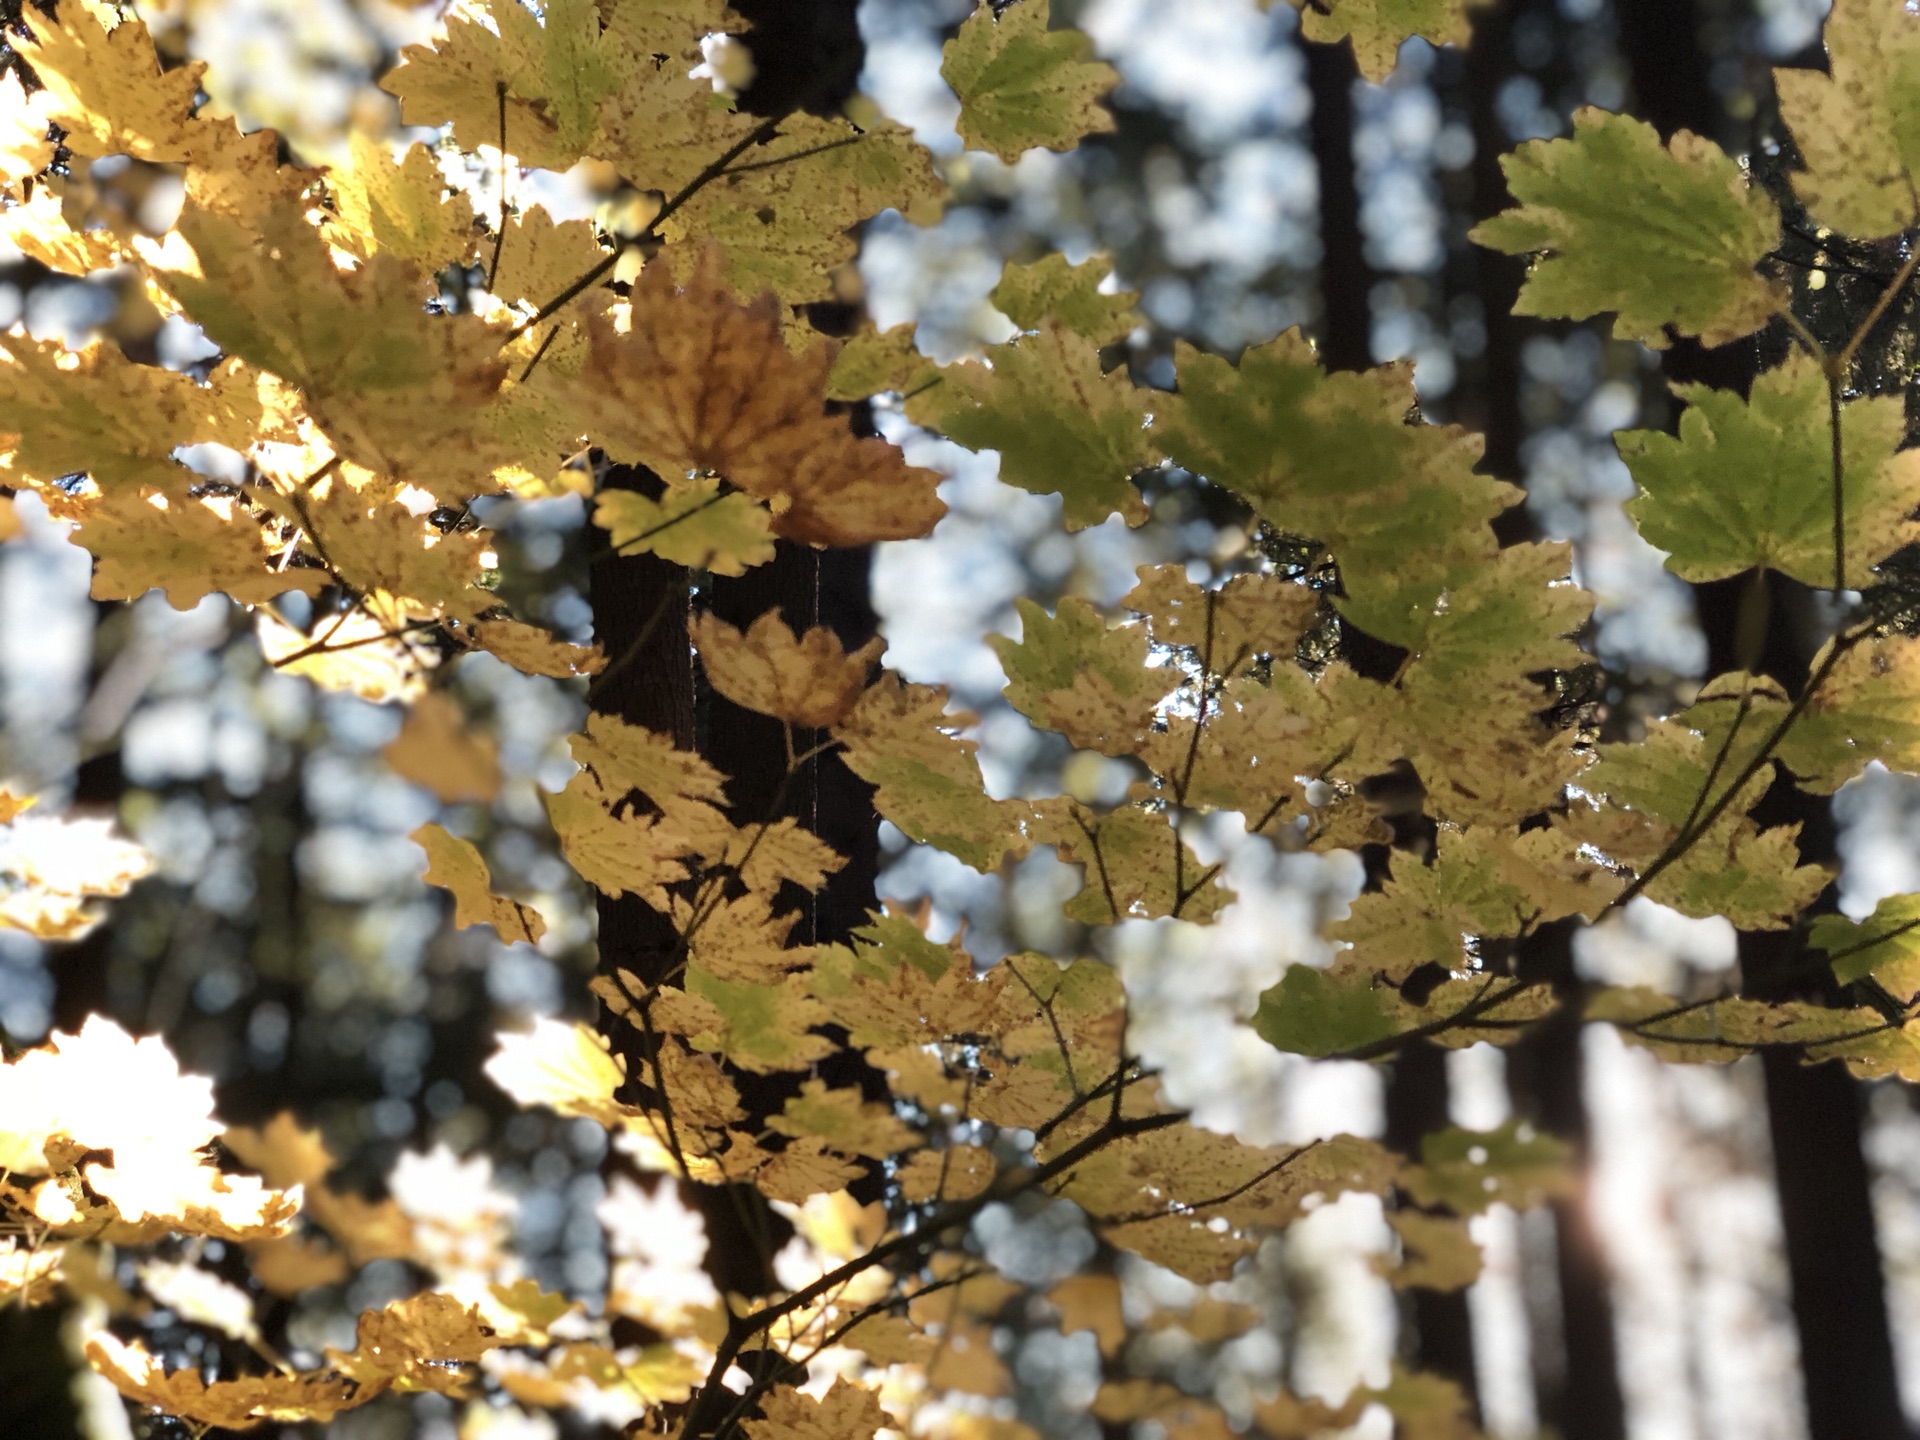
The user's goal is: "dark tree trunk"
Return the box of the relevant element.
[1305,36,1374,374]
[1614,2,1911,1431]
[588,0,877,1303]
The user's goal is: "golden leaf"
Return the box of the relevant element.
[324,135,477,273]
[692,611,885,728]
[463,618,604,677]
[257,609,429,705]
[581,250,946,546]
[1049,1274,1127,1357]
[754,1135,865,1202]
[0,335,262,494]
[73,489,325,611]
[745,1378,894,1440]
[413,823,546,947]
[767,1078,919,1160]
[87,1333,366,1430]
[484,1018,627,1127]
[385,693,502,804]
[162,201,512,503]
[19,6,203,163]
[0,69,56,186]
[593,476,779,575]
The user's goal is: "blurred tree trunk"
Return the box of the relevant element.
[1309,27,1481,1408]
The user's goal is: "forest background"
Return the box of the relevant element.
[2,1,1916,1439]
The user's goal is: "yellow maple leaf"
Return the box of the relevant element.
[0,336,263,494]
[72,489,326,611]
[413,823,545,947]
[324,134,478,273]
[462,618,606,677]
[0,804,152,941]
[257,608,430,705]
[692,611,884,729]
[161,201,512,503]
[484,1017,628,1126]
[745,1378,894,1440]
[581,250,946,546]
[385,693,502,804]
[87,1333,367,1430]
[18,5,203,163]
[0,1016,297,1241]
[0,68,55,186]
[592,476,778,576]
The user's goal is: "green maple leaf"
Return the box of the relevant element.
[936,321,1154,530]
[1470,107,1783,348]
[990,253,1140,345]
[1774,0,1920,238]
[1809,894,1920,1002]
[1153,330,1514,646]
[592,479,776,577]
[1402,1121,1571,1215]
[1778,637,1920,794]
[1618,354,1920,588]
[989,596,1174,756]
[1252,958,1556,1059]
[1281,0,1492,83]
[941,0,1118,162]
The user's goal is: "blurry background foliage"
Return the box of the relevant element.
[14,1,1920,1440]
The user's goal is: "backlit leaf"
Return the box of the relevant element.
[1809,893,1920,1001]
[413,824,545,947]
[942,0,1119,162]
[592,478,778,576]
[1618,354,1920,587]
[691,611,885,729]
[1774,0,1920,238]
[1284,0,1491,83]
[385,693,502,804]
[991,252,1140,344]
[937,321,1154,530]
[1470,107,1783,347]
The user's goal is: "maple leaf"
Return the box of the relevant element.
[385,693,501,804]
[1034,800,1233,923]
[484,1018,628,1127]
[1121,564,1321,674]
[897,1144,997,1202]
[0,184,126,276]
[991,252,1141,345]
[825,323,940,403]
[161,201,511,503]
[381,0,632,171]
[1378,1211,1484,1294]
[691,611,884,728]
[681,965,836,1073]
[324,135,477,273]
[1810,894,1920,1002]
[746,1378,895,1440]
[0,1016,297,1240]
[937,321,1154,530]
[463,618,605,678]
[767,1078,919,1159]
[413,824,546,947]
[486,205,612,315]
[834,674,1047,871]
[1618,354,1920,587]
[1281,0,1492,82]
[1403,1120,1572,1214]
[72,489,325,611]
[87,1334,366,1430]
[16,5,203,163]
[593,478,777,576]
[1777,637,1920,793]
[657,113,945,306]
[1153,331,1514,646]
[257,608,428,705]
[0,335,263,495]
[991,596,1176,755]
[0,69,56,186]
[1774,0,1920,238]
[582,252,946,546]
[1253,956,1557,1058]
[332,1291,500,1393]
[941,0,1119,162]
[1470,107,1784,348]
